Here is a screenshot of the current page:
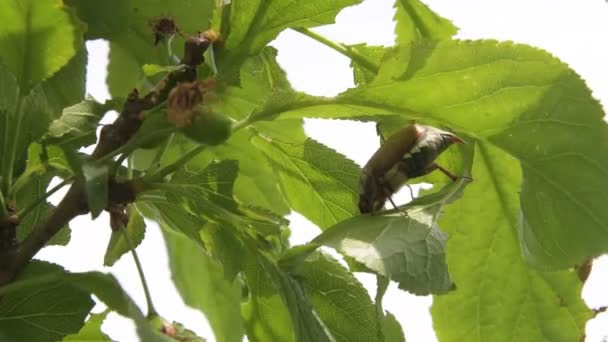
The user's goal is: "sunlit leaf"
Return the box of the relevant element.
[394,0,457,46]
[41,47,87,116]
[47,98,110,148]
[163,227,243,342]
[432,142,592,342]
[217,0,362,80]
[250,248,333,342]
[63,309,114,341]
[253,136,359,230]
[263,40,608,269]
[0,0,85,92]
[298,253,381,342]
[312,178,470,295]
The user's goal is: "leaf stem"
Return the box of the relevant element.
[145,144,207,181]
[293,27,379,74]
[16,177,73,220]
[208,43,219,75]
[232,114,255,131]
[127,155,134,180]
[144,116,254,181]
[0,188,8,218]
[3,97,24,195]
[149,134,174,172]
[120,218,157,317]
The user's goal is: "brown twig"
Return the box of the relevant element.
[0,34,211,285]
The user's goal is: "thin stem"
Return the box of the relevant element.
[208,43,218,75]
[293,27,379,74]
[120,219,157,317]
[232,115,255,132]
[146,144,206,181]
[149,134,174,172]
[1,110,9,195]
[144,116,253,181]
[3,98,24,194]
[127,155,134,180]
[0,188,8,218]
[17,178,73,220]
[165,35,180,65]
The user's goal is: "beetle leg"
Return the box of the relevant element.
[375,123,386,145]
[432,163,474,182]
[386,195,408,217]
[405,184,414,200]
[430,163,458,181]
[379,181,408,217]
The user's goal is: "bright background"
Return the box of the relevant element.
[37,0,608,341]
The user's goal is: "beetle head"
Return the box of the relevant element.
[440,132,464,145]
[358,172,387,214]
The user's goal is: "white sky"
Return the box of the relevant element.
[36,0,608,341]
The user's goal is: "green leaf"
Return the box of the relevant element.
[63,309,114,341]
[305,173,471,295]
[107,41,140,97]
[163,227,243,342]
[65,273,167,342]
[245,247,333,342]
[14,142,74,189]
[82,162,109,218]
[313,208,451,295]
[298,253,381,342]
[252,136,359,229]
[41,47,87,116]
[65,0,130,40]
[103,206,146,266]
[12,144,71,246]
[0,266,166,341]
[380,312,405,342]
[0,0,85,92]
[264,39,608,269]
[349,44,389,86]
[211,46,308,122]
[15,173,70,246]
[241,254,293,342]
[126,108,176,151]
[431,142,592,342]
[159,158,287,239]
[0,61,18,113]
[142,64,185,77]
[0,261,94,342]
[169,159,240,215]
[218,0,362,78]
[105,0,215,97]
[136,199,206,249]
[47,98,110,148]
[7,86,54,183]
[394,0,457,46]
[348,40,608,269]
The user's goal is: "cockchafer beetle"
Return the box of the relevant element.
[358,123,465,214]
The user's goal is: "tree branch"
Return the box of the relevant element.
[0,34,211,285]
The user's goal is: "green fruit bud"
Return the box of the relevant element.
[182,109,232,145]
